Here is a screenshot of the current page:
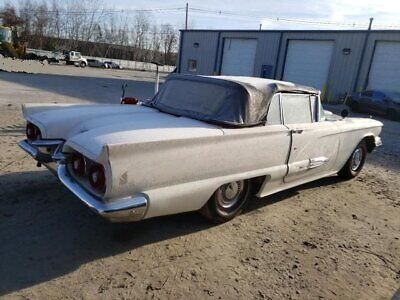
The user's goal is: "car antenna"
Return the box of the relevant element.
[151,61,164,94]
[121,83,127,98]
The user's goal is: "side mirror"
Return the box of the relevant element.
[341,109,349,118]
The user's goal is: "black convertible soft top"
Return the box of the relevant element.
[151,74,319,127]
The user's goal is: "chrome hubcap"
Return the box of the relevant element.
[216,181,244,209]
[351,148,363,171]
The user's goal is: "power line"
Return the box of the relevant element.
[188,7,400,29]
[11,5,400,30]
[18,7,186,16]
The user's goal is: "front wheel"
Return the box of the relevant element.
[338,140,367,180]
[200,180,253,223]
[80,61,86,68]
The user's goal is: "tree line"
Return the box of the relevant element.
[0,0,179,65]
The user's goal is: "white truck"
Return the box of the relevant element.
[65,51,87,68]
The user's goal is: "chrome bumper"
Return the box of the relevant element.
[57,164,148,222]
[19,139,148,222]
[19,140,50,162]
[374,136,383,147]
[18,139,62,173]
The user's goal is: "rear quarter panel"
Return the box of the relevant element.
[105,125,291,218]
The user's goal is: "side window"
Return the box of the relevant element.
[281,94,312,124]
[266,94,281,125]
[310,95,325,122]
[319,100,326,121]
[310,95,318,122]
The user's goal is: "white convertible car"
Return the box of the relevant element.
[19,75,383,223]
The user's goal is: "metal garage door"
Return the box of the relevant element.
[221,38,257,76]
[283,40,334,90]
[368,41,400,93]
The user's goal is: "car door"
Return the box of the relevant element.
[282,93,340,183]
[256,94,292,197]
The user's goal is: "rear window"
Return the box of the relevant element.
[153,78,230,116]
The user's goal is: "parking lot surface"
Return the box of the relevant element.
[0,66,399,299]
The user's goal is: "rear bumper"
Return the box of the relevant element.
[19,139,148,222]
[18,140,47,162]
[18,139,61,174]
[57,164,148,222]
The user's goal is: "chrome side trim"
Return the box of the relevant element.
[57,164,148,222]
[308,156,329,169]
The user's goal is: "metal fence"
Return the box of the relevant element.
[26,48,176,73]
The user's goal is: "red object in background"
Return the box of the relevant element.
[120,97,138,105]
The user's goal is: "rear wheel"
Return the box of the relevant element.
[338,140,367,180]
[200,180,253,223]
[80,61,86,68]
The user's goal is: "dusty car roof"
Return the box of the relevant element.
[207,76,319,96]
[157,74,319,127]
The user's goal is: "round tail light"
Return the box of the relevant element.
[89,164,106,191]
[26,123,41,141]
[71,154,86,176]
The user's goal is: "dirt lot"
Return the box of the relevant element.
[0,66,399,299]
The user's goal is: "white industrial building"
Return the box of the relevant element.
[176,29,400,101]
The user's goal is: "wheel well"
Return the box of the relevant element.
[251,176,268,195]
[364,136,375,153]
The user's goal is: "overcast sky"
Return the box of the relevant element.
[110,0,400,30]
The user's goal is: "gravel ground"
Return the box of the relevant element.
[0,65,399,299]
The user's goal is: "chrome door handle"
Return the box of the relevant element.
[291,129,303,134]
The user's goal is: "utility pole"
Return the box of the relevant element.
[353,17,374,92]
[185,3,189,30]
[368,17,374,30]
[259,23,262,30]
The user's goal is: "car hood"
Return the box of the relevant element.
[23,103,223,161]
